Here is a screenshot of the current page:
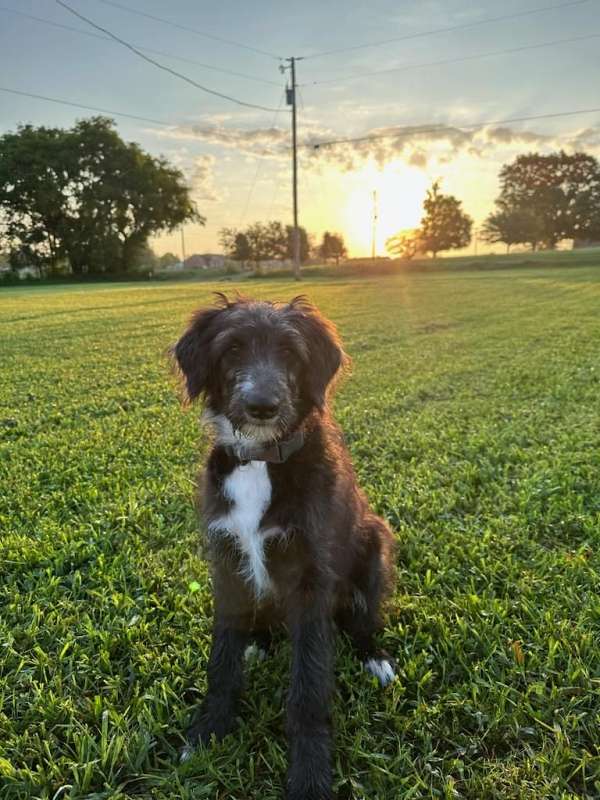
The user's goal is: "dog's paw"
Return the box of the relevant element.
[364,652,396,686]
[183,712,236,751]
[286,761,333,800]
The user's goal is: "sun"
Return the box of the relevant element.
[341,160,429,256]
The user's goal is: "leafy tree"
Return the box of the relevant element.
[219,227,251,266]
[265,220,288,260]
[319,231,347,265]
[222,221,311,269]
[158,251,180,268]
[0,117,202,275]
[386,228,424,260]
[418,181,472,258]
[497,151,600,248]
[481,206,545,252]
[132,243,159,272]
[233,232,251,265]
[219,227,236,257]
[245,222,272,265]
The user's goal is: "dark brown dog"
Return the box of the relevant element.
[174,294,395,800]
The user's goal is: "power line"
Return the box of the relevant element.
[303,31,600,86]
[93,0,282,60]
[0,7,279,87]
[308,107,600,149]
[302,0,592,59]
[0,85,174,126]
[55,0,285,113]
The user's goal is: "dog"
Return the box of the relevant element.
[174,294,396,800]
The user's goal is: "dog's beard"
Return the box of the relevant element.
[238,419,281,443]
[236,405,295,443]
[203,407,291,445]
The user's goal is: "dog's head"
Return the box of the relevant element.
[173,294,346,441]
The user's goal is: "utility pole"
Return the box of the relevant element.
[180,226,186,267]
[371,190,378,260]
[284,56,302,280]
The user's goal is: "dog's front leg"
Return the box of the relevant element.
[286,600,335,800]
[185,619,249,749]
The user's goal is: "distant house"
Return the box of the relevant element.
[184,253,227,269]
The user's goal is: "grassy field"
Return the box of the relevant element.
[2,263,600,799]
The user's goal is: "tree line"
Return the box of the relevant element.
[482,151,600,252]
[2,115,600,276]
[0,116,349,277]
[387,150,600,259]
[219,223,347,268]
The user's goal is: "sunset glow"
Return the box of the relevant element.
[341,161,429,256]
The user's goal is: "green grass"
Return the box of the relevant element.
[2,263,600,799]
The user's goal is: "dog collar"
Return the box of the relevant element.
[224,430,305,465]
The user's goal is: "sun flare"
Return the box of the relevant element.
[341,161,429,256]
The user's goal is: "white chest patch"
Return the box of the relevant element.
[208,461,273,596]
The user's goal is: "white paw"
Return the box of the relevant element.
[365,657,396,686]
[244,643,267,662]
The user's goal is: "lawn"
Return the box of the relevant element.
[1,264,600,799]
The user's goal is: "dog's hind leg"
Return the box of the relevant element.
[337,518,396,686]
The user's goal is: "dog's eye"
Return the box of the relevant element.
[228,341,242,355]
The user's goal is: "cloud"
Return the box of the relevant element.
[304,123,475,171]
[568,127,600,149]
[153,118,333,160]
[151,116,600,176]
[190,154,220,202]
[304,122,600,172]
[156,124,290,159]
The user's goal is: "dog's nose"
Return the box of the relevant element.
[245,391,279,420]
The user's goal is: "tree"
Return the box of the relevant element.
[264,220,288,260]
[0,117,202,275]
[481,206,545,252]
[221,221,311,270]
[319,231,347,265]
[418,181,472,258]
[386,228,424,260]
[132,243,159,272]
[245,222,272,266]
[219,227,251,266]
[240,220,301,266]
[158,252,180,268]
[496,151,600,248]
[232,232,251,266]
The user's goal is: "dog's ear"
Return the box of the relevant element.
[172,307,222,402]
[288,297,348,409]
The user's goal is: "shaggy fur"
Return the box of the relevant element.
[174,294,396,800]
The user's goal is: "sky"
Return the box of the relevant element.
[1,0,600,257]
